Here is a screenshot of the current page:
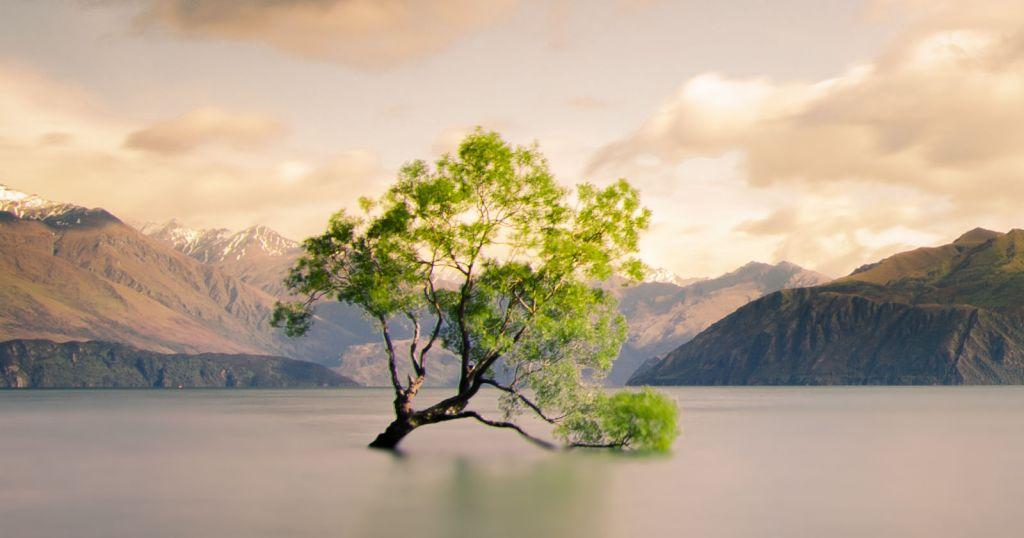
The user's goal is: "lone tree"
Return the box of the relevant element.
[273,131,678,451]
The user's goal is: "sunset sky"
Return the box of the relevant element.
[2,0,1022,278]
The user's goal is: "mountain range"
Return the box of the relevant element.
[135,219,303,296]
[603,261,831,384]
[0,184,831,386]
[629,228,1024,385]
[127,200,829,385]
[0,184,364,365]
[9,183,1024,388]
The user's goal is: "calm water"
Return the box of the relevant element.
[3,387,1024,537]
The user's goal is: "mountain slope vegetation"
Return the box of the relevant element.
[630,229,1024,385]
[0,339,356,388]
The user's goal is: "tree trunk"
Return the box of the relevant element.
[368,418,416,450]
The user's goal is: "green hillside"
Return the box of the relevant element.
[0,339,358,389]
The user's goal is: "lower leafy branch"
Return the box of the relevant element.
[365,378,674,452]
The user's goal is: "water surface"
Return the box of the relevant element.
[3,387,1024,537]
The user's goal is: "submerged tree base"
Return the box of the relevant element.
[368,420,415,450]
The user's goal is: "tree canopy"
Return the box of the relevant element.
[273,130,678,451]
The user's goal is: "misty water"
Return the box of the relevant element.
[4,387,1024,537]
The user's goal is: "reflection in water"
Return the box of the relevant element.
[355,456,608,538]
[5,387,1024,537]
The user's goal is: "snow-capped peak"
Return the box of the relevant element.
[140,220,232,262]
[138,219,300,263]
[642,266,701,287]
[0,184,81,220]
[219,225,299,260]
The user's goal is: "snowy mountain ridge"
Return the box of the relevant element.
[0,184,82,220]
[137,219,300,263]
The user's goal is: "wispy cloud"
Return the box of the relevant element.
[134,0,520,69]
[124,107,285,155]
[0,64,388,239]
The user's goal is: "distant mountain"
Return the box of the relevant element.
[629,229,1024,386]
[137,219,302,295]
[337,339,462,387]
[0,339,356,388]
[604,261,831,384]
[136,217,378,359]
[0,185,361,366]
[642,266,706,287]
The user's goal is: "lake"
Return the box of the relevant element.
[3,387,1024,537]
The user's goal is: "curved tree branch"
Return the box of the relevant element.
[479,378,561,424]
[377,315,404,397]
[418,264,444,366]
[567,440,629,449]
[451,411,556,450]
[441,410,630,451]
[404,312,425,377]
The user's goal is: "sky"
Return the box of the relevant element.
[1,0,1022,278]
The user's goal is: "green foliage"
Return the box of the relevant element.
[270,301,313,337]
[597,388,680,452]
[546,387,679,452]
[272,128,678,452]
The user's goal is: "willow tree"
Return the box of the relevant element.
[273,131,678,451]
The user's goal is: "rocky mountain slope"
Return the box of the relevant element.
[629,229,1024,385]
[136,217,379,366]
[138,219,302,295]
[604,261,831,384]
[0,339,356,388]
[0,186,360,365]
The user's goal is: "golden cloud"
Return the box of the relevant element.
[123,107,285,155]
[0,64,387,239]
[587,0,1024,276]
[135,0,520,69]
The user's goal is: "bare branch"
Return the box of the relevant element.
[451,411,556,450]
[418,258,445,366]
[456,268,475,393]
[567,432,632,450]
[468,324,528,386]
[405,312,424,377]
[568,439,629,449]
[480,378,560,424]
[377,315,404,397]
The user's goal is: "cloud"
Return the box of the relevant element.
[37,132,74,147]
[135,0,520,69]
[0,61,121,150]
[0,63,388,240]
[123,107,285,155]
[587,0,1024,276]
